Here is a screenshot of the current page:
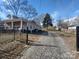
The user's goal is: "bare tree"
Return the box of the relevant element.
[21,5,37,19]
[57,19,63,28]
[0,0,37,19]
[57,19,69,29]
[73,17,79,26]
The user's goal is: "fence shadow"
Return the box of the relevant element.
[31,31,48,36]
[28,42,58,47]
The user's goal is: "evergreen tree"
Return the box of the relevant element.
[43,13,53,28]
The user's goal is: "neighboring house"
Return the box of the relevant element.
[67,16,79,31]
[60,16,79,32]
[68,25,77,32]
[2,18,41,32]
[68,25,79,32]
[68,25,76,30]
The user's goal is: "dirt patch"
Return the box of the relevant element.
[55,31,77,59]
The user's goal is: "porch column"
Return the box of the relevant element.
[20,20,23,30]
[4,22,7,29]
[11,21,13,29]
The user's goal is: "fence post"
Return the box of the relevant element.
[0,29,2,41]
[14,29,15,40]
[76,26,79,51]
[13,25,15,40]
[26,27,28,44]
[19,29,22,41]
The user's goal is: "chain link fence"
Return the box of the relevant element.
[0,29,29,59]
[0,29,29,44]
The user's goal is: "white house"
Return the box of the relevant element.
[68,25,76,30]
[3,18,41,32]
[67,16,79,31]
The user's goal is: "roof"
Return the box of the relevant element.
[3,18,28,23]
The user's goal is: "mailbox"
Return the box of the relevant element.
[76,26,79,51]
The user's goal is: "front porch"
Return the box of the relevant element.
[4,20,27,30]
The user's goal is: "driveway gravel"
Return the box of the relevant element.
[17,32,74,59]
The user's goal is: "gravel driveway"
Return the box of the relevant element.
[17,32,74,59]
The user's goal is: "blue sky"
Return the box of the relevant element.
[0,0,79,20]
[28,0,79,20]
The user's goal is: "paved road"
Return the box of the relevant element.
[18,32,74,59]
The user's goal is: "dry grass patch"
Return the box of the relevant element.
[0,33,41,59]
[0,41,28,59]
[0,33,14,44]
[15,33,41,43]
[56,31,76,50]
[55,31,77,59]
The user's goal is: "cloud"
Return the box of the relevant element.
[2,0,9,5]
[3,0,7,3]
[50,11,59,26]
[0,11,6,19]
[3,0,6,2]
[74,10,79,14]
[51,11,59,19]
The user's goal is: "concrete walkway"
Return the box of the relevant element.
[18,32,74,59]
